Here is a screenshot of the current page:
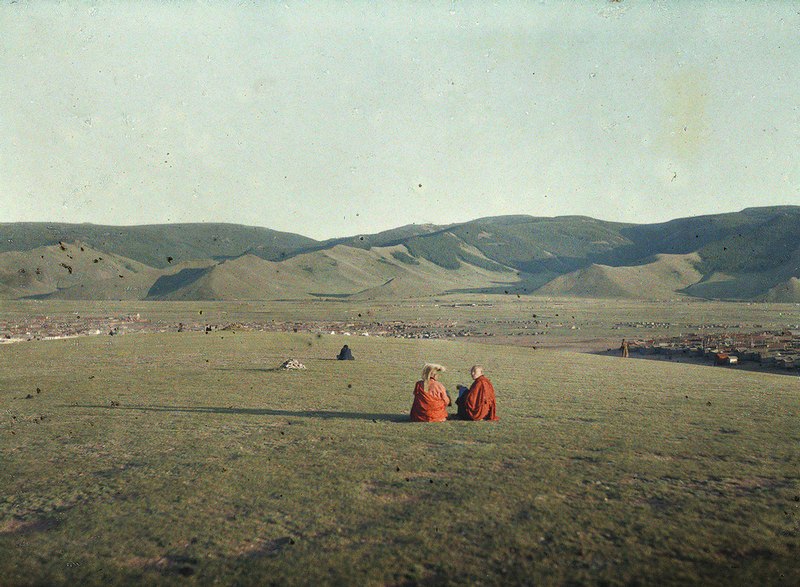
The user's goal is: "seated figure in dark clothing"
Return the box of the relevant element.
[336,344,354,360]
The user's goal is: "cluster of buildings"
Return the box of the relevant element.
[612,321,747,331]
[612,321,680,330]
[631,330,800,372]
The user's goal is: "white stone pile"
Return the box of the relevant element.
[280,359,306,370]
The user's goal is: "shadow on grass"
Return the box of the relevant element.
[65,404,409,422]
[211,362,353,372]
[212,367,284,372]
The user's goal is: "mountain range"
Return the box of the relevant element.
[1,206,798,302]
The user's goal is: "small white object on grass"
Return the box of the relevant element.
[280,359,306,370]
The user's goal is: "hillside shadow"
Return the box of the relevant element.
[146,267,212,298]
[65,404,408,422]
[308,292,352,299]
[443,272,559,296]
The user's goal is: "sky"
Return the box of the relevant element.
[1,1,799,240]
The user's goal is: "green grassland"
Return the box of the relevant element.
[1,326,798,585]
[3,296,799,345]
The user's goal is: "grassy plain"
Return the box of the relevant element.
[3,296,800,346]
[1,300,799,586]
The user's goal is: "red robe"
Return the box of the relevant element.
[457,375,498,421]
[410,380,450,422]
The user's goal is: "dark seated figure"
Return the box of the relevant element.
[337,344,354,360]
[455,365,498,421]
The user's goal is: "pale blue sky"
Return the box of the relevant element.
[2,1,798,239]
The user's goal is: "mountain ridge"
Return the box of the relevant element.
[1,206,797,301]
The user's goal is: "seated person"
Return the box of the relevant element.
[455,365,498,421]
[336,344,354,360]
[410,363,451,422]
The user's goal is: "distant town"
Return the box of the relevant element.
[619,329,800,374]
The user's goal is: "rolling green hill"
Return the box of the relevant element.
[1,206,797,301]
[389,215,633,274]
[148,245,517,301]
[536,253,703,299]
[148,254,318,301]
[318,223,450,251]
[761,276,800,303]
[378,207,800,299]
[0,222,317,268]
[0,241,160,300]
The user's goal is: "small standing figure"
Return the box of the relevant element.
[337,344,354,360]
[620,339,629,358]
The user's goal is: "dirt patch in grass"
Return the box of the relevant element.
[716,546,779,561]
[0,516,61,535]
[718,476,795,496]
[659,475,794,496]
[234,535,295,559]
[564,416,601,423]
[449,438,493,446]
[360,481,419,505]
[124,554,199,576]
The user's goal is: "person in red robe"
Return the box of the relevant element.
[409,363,451,422]
[455,365,498,421]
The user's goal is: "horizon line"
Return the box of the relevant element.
[1,203,798,241]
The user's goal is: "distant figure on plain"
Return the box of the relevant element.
[620,339,629,358]
[336,344,354,360]
[455,365,498,421]
[410,363,451,422]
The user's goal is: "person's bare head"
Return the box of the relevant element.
[470,365,484,380]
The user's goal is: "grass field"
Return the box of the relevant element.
[3,296,800,345]
[1,322,798,585]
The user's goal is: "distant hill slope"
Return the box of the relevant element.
[536,254,703,299]
[0,206,797,301]
[147,254,316,301]
[318,223,450,251]
[761,277,800,303]
[398,215,633,274]
[604,206,799,263]
[149,244,518,301]
[0,223,318,268]
[0,241,160,300]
